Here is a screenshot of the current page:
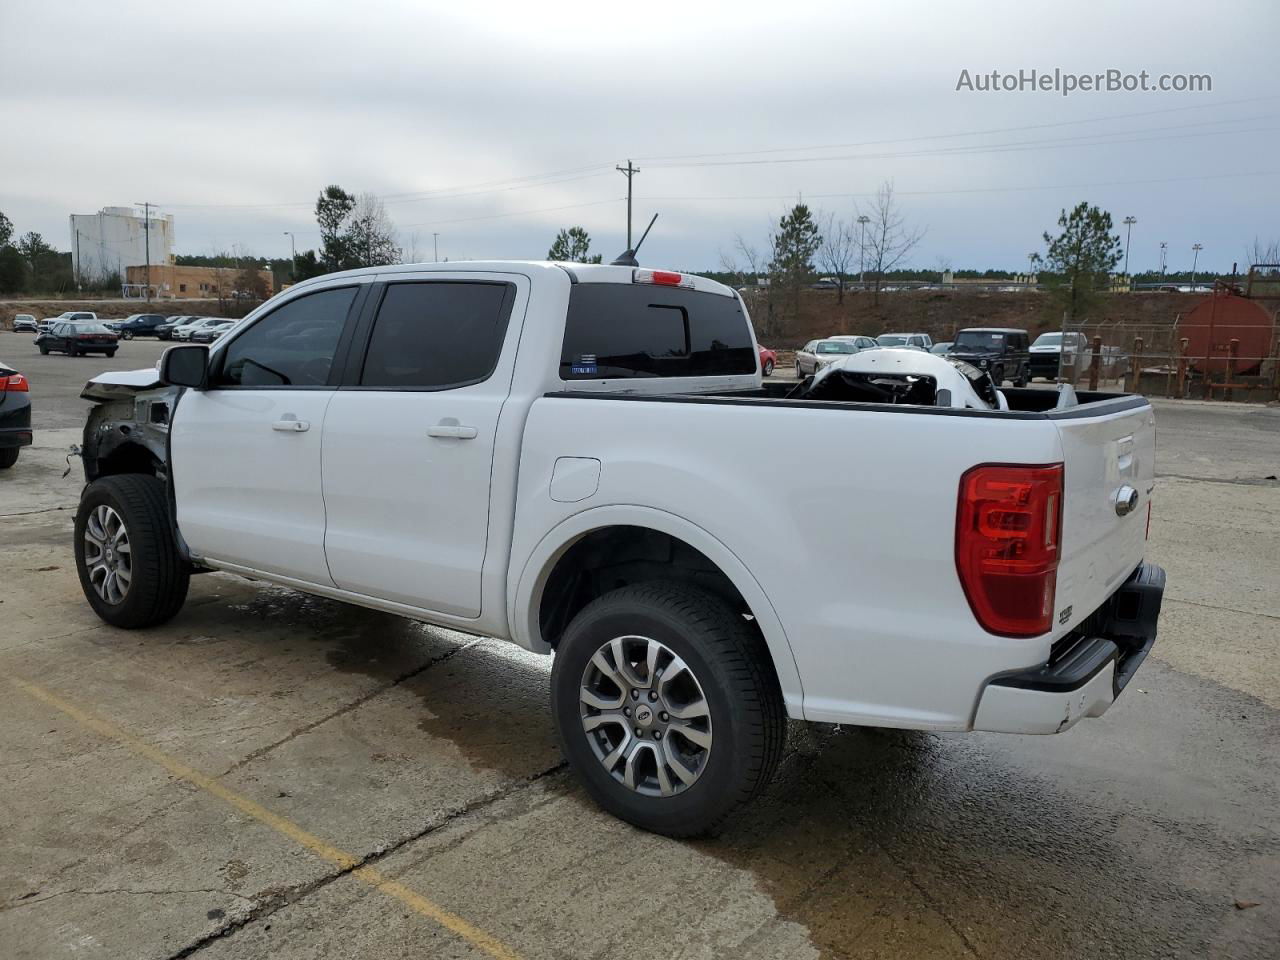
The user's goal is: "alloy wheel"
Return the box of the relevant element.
[83,504,132,604]
[579,635,713,797]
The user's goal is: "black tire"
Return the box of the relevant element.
[106,350,117,358]
[0,447,18,469]
[74,475,190,629]
[991,364,1004,385]
[763,360,774,377]
[122,331,134,340]
[552,581,785,837]
[1014,365,1028,388]
[38,344,49,355]
[795,364,803,378]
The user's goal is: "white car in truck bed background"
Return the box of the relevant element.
[73,261,1165,836]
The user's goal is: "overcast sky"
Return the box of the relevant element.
[2,0,1276,273]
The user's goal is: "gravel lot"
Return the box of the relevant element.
[1,331,1277,960]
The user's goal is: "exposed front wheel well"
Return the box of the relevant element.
[538,526,753,652]
[90,441,164,482]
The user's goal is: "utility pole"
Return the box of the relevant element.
[857,215,870,285]
[1027,251,1038,281]
[1122,216,1136,281]
[136,201,154,302]
[432,232,439,263]
[616,160,640,250]
[1191,243,1203,287]
[283,232,297,282]
[1160,241,1167,275]
[74,229,82,293]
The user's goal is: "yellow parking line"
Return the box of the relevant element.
[11,675,521,960]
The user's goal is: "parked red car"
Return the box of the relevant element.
[758,344,777,377]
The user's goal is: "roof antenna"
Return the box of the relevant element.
[611,213,658,267]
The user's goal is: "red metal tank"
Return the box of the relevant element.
[1180,289,1275,375]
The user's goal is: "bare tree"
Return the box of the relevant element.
[817,214,857,302]
[858,181,925,305]
[1244,236,1280,267]
[719,234,784,337]
[347,192,401,267]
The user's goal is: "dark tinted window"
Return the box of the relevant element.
[214,286,355,387]
[561,284,754,379]
[360,281,514,389]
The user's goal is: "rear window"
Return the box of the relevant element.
[561,284,754,379]
[955,331,1006,349]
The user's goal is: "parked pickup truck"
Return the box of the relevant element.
[73,262,1165,836]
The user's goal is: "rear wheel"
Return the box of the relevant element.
[106,350,117,358]
[74,475,190,628]
[0,448,18,469]
[552,581,785,837]
[763,359,774,377]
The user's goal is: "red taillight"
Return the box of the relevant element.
[956,463,1063,637]
[633,268,692,288]
[1,373,28,392]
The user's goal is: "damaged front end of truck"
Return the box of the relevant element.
[78,369,178,483]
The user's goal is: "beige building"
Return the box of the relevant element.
[124,264,274,300]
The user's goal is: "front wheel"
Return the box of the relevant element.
[121,331,134,340]
[74,475,190,628]
[1013,365,1028,388]
[38,344,49,355]
[991,364,1004,385]
[552,581,785,837]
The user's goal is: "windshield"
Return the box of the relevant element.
[1032,333,1063,346]
[75,323,114,335]
[954,331,1007,350]
[816,341,857,354]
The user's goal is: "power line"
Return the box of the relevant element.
[645,120,1278,170]
[635,94,1280,164]
[641,168,1278,203]
[398,197,621,230]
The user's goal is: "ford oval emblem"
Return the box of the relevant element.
[1114,485,1139,517]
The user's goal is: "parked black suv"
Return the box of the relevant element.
[947,327,1031,386]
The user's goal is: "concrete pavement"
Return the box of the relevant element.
[0,334,1276,959]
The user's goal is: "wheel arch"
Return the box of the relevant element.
[511,505,805,719]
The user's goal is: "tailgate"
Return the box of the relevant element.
[1052,400,1156,639]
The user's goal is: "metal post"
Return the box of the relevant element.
[1225,339,1239,402]
[1127,337,1143,393]
[1123,216,1136,282]
[1176,338,1189,398]
[141,202,151,302]
[858,216,870,286]
[1191,243,1202,288]
[616,160,639,250]
[1089,336,1102,390]
[432,232,439,263]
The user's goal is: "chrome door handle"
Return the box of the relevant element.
[427,423,478,440]
[272,417,310,432]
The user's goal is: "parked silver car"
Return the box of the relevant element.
[12,314,38,333]
[794,338,862,377]
[876,332,933,350]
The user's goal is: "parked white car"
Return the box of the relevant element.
[876,332,933,350]
[1030,332,1093,381]
[12,314,38,333]
[172,317,221,342]
[74,261,1165,836]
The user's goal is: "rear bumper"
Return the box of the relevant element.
[973,562,1165,734]
[0,427,34,449]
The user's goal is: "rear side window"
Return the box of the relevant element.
[359,281,515,389]
[214,286,356,388]
[561,284,754,379]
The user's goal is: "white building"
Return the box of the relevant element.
[69,206,175,284]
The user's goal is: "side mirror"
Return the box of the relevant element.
[160,344,209,389]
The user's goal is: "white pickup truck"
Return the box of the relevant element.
[74,262,1165,836]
